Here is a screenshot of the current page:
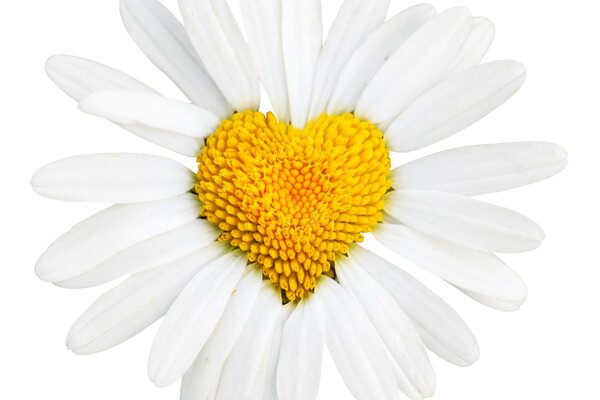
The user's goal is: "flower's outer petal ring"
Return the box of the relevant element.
[31,153,196,203]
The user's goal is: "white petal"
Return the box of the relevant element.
[386,60,527,151]
[45,55,156,101]
[239,0,289,121]
[308,0,389,120]
[356,7,472,124]
[46,56,207,156]
[386,189,545,253]
[353,246,480,366]
[448,17,495,74]
[148,251,247,387]
[57,220,219,289]
[316,277,399,400]
[123,124,206,156]
[178,0,259,111]
[207,383,219,400]
[120,0,231,118]
[180,270,264,400]
[277,296,324,400]
[282,0,322,128]
[79,90,219,149]
[215,283,282,400]
[328,4,436,115]
[394,142,567,195]
[457,289,524,311]
[66,243,227,355]
[337,256,435,397]
[374,224,528,305]
[251,304,293,400]
[36,193,200,283]
[31,153,195,203]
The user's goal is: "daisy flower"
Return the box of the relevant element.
[32,0,567,399]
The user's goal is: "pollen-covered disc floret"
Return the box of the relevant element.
[196,111,391,301]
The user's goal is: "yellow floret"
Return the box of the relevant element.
[196,111,391,301]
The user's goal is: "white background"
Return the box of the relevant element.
[0,0,598,399]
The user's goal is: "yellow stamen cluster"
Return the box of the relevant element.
[196,111,391,301]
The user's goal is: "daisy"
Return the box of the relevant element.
[32,0,567,399]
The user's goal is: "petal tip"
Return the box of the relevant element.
[34,257,53,282]
[463,345,481,366]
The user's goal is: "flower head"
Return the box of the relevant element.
[33,0,567,399]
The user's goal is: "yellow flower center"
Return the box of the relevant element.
[196,111,391,302]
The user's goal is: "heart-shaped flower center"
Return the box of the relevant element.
[196,111,391,301]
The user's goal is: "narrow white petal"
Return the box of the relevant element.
[79,90,219,147]
[374,224,528,305]
[337,256,435,397]
[215,284,282,400]
[328,4,436,115]
[277,296,324,400]
[207,383,219,400]
[356,7,472,124]
[77,89,219,157]
[448,17,495,73]
[149,251,247,387]
[239,0,289,121]
[316,277,399,400]
[457,288,524,311]
[31,153,195,203]
[178,0,259,111]
[180,270,263,400]
[46,56,211,156]
[66,244,227,355]
[36,193,200,283]
[120,0,231,118]
[282,0,322,128]
[394,142,568,195]
[45,55,156,101]
[251,304,293,400]
[386,61,527,152]
[57,220,219,289]
[354,246,480,366]
[121,124,204,157]
[386,189,545,253]
[308,0,389,120]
